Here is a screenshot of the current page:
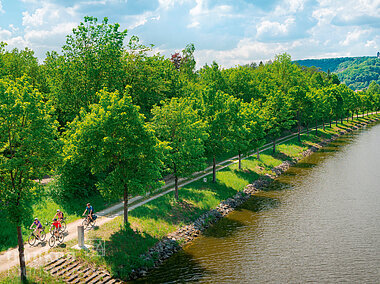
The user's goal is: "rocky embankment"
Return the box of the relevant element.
[128,117,379,280]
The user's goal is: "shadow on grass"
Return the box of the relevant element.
[272,151,294,162]
[233,169,261,185]
[135,250,212,283]
[102,226,160,280]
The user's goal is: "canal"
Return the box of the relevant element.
[139,122,380,283]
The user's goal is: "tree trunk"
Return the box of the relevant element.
[323,120,325,131]
[329,118,332,128]
[174,175,179,200]
[346,115,349,122]
[273,138,276,154]
[315,120,318,135]
[340,117,343,124]
[352,113,354,120]
[173,164,179,200]
[238,152,242,170]
[336,119,338,126]
[123,185,128,226]
[17,225,27,283]
[357,112,359,119]
[306,123,309,134]
[256,148,260,159]
[212,156,216,183]
[297,110,301,142]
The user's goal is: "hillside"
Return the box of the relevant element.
[295,56,380,90]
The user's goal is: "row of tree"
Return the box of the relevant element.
[1,17,380,282]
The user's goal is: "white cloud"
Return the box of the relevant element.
[273,0,305,16]
[0,0,4,13]
[256,18,295,39]
[9,24,19,33]
[365,39,378,49]
[340,29,369,46]
[24,22,77,42]
[195,38,287,68]
[158,0,189,10]
[188,0,236,29]
[124,11,160,30]
[0,28,12,40]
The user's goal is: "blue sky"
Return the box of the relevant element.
[0,0,379,68]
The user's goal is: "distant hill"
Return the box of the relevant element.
[295,56,380,91]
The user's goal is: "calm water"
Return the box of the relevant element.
[139,122,380,283]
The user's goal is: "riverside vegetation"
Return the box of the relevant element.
[1,16,380,282]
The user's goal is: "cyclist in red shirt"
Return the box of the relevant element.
[52,218,61,236]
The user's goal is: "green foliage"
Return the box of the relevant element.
[0,43,46,93]
[45,16,128,125]
[124,51,179,118]
[262,90,295,142]
[151,97,208,197]
[296,56,379,91]
[63,89,163,223]
[0,77,59,226]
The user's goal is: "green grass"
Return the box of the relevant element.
[0,266,64,284]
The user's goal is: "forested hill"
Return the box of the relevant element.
[295,56,380,91]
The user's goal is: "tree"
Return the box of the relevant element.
[124,49,179,118]
[45,16,128,125]
[230,101,264,169]
[198,89,239,182]
[0,42,46,93]
[0,77,59,282]
[151,97,208,200]
[262,90,295,153]
[63,89,162,226]
[288,85,308,141]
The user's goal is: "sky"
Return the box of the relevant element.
[0,0,379,68]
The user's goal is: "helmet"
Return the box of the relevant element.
[87,203,90,206]
[34,218,38,220]
[53,218,57,221]
[57,209,60,212]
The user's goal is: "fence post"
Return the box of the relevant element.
[78,226,84,247]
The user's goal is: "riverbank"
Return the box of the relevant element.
[131,115,380,280]
[2,114,379,283]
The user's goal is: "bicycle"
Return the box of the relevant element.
[49,219,65,235]
[60,217,67,231]
[28,226,46,246]
[82,214,97,229]
[48,229,64,247]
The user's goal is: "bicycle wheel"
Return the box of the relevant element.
[28,234,36,246]
[49,225,55,235]
[61,220,66,231]
[91,219,96,228]
[40,230,46,241]
[82,218,88,229]
[48,236,55,247]
[58,232,64,243]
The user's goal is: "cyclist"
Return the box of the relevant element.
[82,203,94,222]
[53,209,64,222]
[30,218,43,240]
[51,218,62,236]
